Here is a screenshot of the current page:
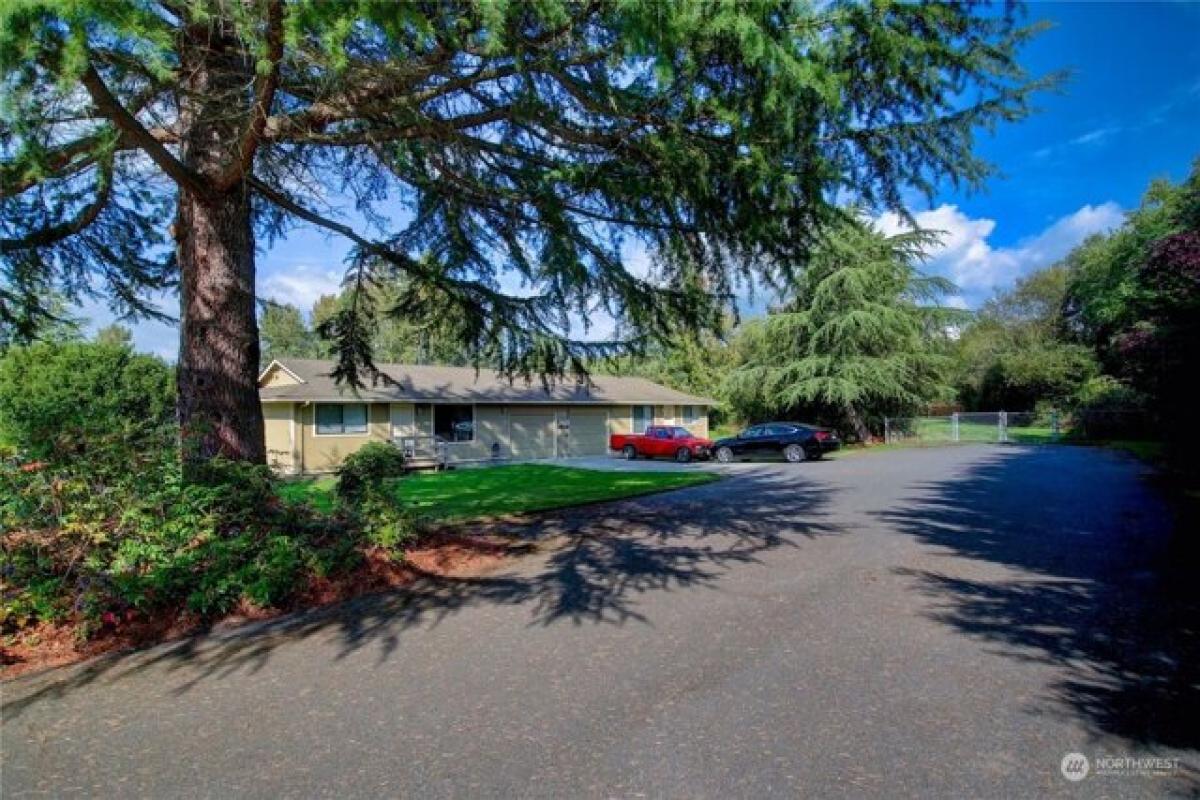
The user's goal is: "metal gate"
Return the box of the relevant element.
[883,412,1054,445]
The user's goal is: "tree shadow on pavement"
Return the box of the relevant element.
[3,469,839,713]
[877,448,1200,758]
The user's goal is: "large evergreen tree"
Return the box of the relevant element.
[1,0,1051,468]
[725,219,963,439]
[260,281,470,366]
[258,301,319,365]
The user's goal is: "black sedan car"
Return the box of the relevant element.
[712,422,840,463]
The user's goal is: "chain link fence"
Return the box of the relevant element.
[883,410,1151,446]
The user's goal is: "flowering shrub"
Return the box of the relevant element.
[0,342,423,641]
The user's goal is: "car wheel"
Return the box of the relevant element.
[715,446,734,463]
[784,443,806,463]
[675,447,691,463]
[623,444,637,460]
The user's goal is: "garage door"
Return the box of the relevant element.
[508,409,556,459]
[567,408,608,456]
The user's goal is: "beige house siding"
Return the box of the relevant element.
[262,402,296,473]
[607,403,708,440]
[608,405,633,435]
[679,404,710,438]
[300,402,390,473]
[270,398,709,473]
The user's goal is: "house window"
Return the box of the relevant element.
[632,404,652,434]
[316,403,368,435]
[434,404,475,442]
[682,405,699,425]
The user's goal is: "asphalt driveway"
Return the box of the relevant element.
[3,445,1198,798]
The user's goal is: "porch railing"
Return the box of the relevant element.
[392,435,449,469]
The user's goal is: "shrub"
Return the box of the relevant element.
[355,491,420,551]
[333,443,418,551]
[0,424,367,636]
[0,350,424,642]
[335,441,406,502]
[0,341,174,459]
[1068,376,1153,440]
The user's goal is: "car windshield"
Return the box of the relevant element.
[671,427,692,438]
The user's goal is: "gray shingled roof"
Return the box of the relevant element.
[258,359,718,405]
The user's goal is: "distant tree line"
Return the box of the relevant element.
[259,280,469,368]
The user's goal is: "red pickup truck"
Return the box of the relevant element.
[610,425,714,462]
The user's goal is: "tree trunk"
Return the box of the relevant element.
[175,17,265,471]
[176,186,265,467]
[845,404,871,442]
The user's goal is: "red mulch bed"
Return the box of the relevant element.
[1,533,514,679]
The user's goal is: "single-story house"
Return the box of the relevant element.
[258,358,718,473]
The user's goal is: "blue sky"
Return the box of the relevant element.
[83,1,1200,358]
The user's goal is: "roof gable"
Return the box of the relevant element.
[257,360,305,388]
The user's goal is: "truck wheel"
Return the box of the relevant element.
[675,447,691,463]
[622,444,637,460]
[715,446,734,463]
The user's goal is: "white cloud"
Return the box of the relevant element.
[258,264,345,312]
[876,202,1124,305]
[944,295,970,311]
[1033,125,1123,160]
[621,239,654,279]
[1071,126,1120,146]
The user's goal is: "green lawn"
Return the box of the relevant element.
[278,463,719,521]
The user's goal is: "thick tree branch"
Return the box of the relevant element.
[1,124,181,199]
[248,175,550,313]
[0,159,114,252]
[211,0,284,192]
[247,175,420,273]
[1,135,104,198]
[79,63,210,198]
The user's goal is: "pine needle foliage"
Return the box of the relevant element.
[725,218,965,435]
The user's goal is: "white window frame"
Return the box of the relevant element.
[682,405,699,425]
[434,403,476,443]
[314,402,370,436]
[632,404,653,434]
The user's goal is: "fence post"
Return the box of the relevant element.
[952,412,960,443]
[999,411,1008,443]
[884,417,890,445]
